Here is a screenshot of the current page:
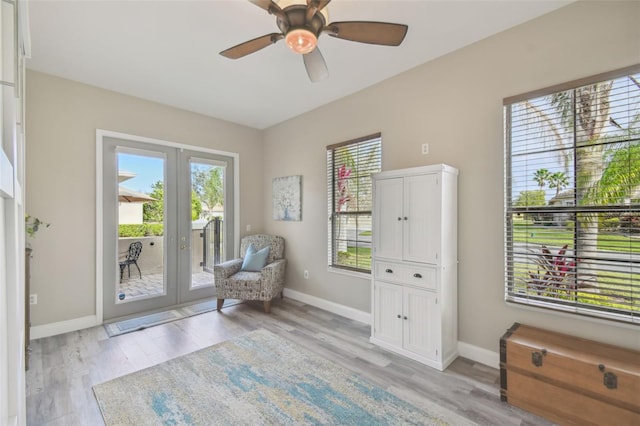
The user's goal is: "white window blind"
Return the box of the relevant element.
[504,65,640,325]
[327,133,382,273]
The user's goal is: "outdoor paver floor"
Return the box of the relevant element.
[116,270,214,301]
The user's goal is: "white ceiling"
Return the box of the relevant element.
[25,0,572,130]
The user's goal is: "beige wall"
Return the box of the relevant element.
[262,1,640,353]
[26,70,264,326]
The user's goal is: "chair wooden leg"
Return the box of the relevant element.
[217,299,225,311]
[263,300,271,314]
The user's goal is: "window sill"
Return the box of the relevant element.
[505,299,639,330]
[327,267,371,281]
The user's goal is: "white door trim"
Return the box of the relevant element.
[95,129,240,324]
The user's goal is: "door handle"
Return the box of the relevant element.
[180,245,187,250]
[385,269,393,273]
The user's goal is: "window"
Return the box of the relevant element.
[327,133,382,273]
[504,65,640,325]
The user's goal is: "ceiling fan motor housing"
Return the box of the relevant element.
[277,4,326,37]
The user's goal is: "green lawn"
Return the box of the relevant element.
[337,247,371,270]
[513,222,640,253]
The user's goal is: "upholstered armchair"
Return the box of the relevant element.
[213,234,286,313]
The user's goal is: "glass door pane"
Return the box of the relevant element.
[116,152,166,302]
[189,160,225,289]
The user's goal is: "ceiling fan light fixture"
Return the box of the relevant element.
[285,28,317,54]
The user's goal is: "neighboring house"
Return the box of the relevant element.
[118,171,155,225]
[549,186,640,226]
[200,203,224,220]
[548,189,574,226]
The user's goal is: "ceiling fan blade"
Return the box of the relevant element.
[305,0,331,22]
[324,21,408,46]
[249,0,289,25]
[219,33,284,59]
[303,47,328,83]
[249,0,281,13]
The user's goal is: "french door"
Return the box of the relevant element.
[101,136,234,320]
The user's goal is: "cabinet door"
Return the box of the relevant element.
[373,177,404,260]
[403,287,439,360]
[373,281,403,347]
[403,174,440,263]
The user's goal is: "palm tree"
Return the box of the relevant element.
[548,171,569,198]
[555,82,613,267]
[524,75,640,292]
[533,168,550,190]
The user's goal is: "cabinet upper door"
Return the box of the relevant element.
[373,177,404,260]
[403,174,440,264]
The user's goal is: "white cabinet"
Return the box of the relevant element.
[370,164,458,371]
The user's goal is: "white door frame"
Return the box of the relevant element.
[95,129,240,324]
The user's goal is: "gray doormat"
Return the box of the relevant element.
[104,299,240,337]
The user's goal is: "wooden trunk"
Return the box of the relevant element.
[500,322,640,426]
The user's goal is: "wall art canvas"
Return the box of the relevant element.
[273,175,302,221]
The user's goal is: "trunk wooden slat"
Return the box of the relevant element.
[500,323,640,426]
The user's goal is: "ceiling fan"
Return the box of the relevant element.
[219,0,408,82]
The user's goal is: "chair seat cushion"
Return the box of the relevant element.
[225,271,262,291]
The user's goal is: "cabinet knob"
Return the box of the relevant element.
[397,217,402,221]
[403,316,408,320]
[404,216,408,220]
[413,273,422,278]
[385,269,393,273]
[397,314,401,319]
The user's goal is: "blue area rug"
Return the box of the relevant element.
[103,299,240,337]
[93,329,447,425]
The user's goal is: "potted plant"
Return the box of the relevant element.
[25,215,50,240]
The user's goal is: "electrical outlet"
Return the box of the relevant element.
[304,270,309,279]
[30,294,37,305]
[421,143,429,155]
[246,224,251,232]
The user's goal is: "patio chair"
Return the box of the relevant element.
[214,234,286,313]
[120,241,143,281]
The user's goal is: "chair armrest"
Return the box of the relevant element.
[261,259,287,286]
[213,258,243,281]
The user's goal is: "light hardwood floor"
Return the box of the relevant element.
[26,298,552,425]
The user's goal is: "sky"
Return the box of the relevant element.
[118,153,164,193]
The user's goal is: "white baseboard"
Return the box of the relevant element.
[28,297,501,372]
[30,315,99,340]
[283,288,371,325]
[457,341,500,369]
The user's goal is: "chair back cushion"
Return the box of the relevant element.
[240,234,284,264]
[240,243,270,271]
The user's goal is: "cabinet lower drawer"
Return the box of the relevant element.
[374,261,436,290]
